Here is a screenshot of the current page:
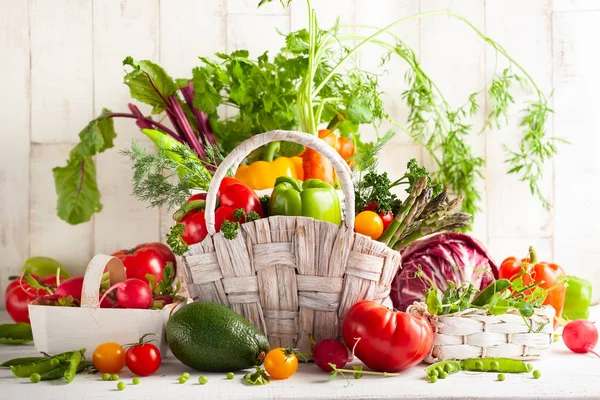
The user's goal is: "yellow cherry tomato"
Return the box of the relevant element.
[264,348,298,380]
[93,342,126,373]
[354,210,384,240]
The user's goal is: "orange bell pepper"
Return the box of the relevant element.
[499,246,566,329]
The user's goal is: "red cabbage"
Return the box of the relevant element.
[390,232,499,311]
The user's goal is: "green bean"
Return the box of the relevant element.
[10,352,74,378]
[460,358,529,373]
[1,357,47,367]
[63,350,83,383]
[425,361,461,378]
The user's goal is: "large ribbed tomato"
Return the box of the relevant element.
[342,300,433,372]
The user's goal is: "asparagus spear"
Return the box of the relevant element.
[388,187,432,248]
[418,188,448,220]
[393,212,472,250]
[379,176,427,246]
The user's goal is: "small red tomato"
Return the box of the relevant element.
[126,337,162,376]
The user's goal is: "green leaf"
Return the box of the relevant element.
[516,301,535,318]
[123,57,178,114]
[487,293,509,316]
[426,289,443,315]
[0,323,33,345]
[53,156,101,225]
[244,366,270,385]
[166,224,188,256]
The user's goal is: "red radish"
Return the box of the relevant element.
[313,339,352,372]
[99,278,153,309]
[99,294,118,308]
[563,320,599,357]
[54,276,85,303]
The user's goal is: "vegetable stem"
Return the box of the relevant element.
[108,112,182,142]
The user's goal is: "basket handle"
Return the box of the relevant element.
[205,130,356,235]
[80,255,128,308]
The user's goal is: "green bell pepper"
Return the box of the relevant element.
[269,177,341,226]
[23,257,70,278]
[563,276,593,320]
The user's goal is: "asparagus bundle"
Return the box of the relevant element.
[379,176,472,250]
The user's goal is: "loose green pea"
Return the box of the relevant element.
[497,373,506,381]
[439,371,448,379]
[132,377,140,385]
[226,372,234,380]
[181,372,191,379]
[429,375,438,383]
[102,373,111,381]
[111,374,119,381]
[475,361,483,370]
[30,373,41,383]
[117,382,126,391]
[533,370,541,379]
[198,375,208,385]
[178,377,187,384]
[490,361,500,371]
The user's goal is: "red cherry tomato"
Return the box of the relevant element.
[112,243,176,286]
[342,300,433,372]
[126,341,162,376]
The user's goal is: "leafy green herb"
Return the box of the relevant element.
[122,57,178,114]
[53,109,115,225]
[0,323,34,345]
[221,220,241,240]
[244,366,270,386]
[166,224,188,256]
[146,262,185,308]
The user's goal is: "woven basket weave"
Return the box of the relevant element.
[407,302,555,363]
[180,130,402,353]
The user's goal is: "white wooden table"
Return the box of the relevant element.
[1,310,599,400]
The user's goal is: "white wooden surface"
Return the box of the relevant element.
[1,0,599,307]
[1,309,600,399]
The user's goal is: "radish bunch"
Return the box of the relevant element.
[99,278,153,310]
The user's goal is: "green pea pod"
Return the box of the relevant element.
[1,357,49,367]
[425,361,461,378]
[471,279,511,307]
[63,350,84,383]
[10,352,73,378]
[460,358,529,373]
[39,360,91,382]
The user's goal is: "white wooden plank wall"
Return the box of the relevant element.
[1,0,599,307]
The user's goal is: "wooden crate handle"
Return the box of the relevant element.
[80,255,127,308]
[205,130,356,235]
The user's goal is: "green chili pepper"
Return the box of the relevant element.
[10,352,73,378]
[1,357,47,367]
[425,361,461,378]
[563,276,593,320]
[471,279,511,307]
[460,358,529,373]
[63,350,83,383]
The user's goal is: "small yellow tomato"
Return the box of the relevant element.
[354,210,384,240]
[93,342,126,373]
[264,348,298,380]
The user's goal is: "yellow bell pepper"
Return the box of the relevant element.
[236,157,302,190]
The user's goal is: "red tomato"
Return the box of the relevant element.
[112,243,176,286]
[342,300,433,372]
[5,277,45,324]
[126,342,162,376]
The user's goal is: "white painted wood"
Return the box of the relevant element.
[484,0,554,245]
[0,0,30,308]
[29,144,94,276]
[227,14,289,56]
[552,10,600,302]
[1,309,600,399]
[419,0,488,241]
[30,0,93,143]
[92,0,161,254]
[553,0,600,11]
[228,0,289,15]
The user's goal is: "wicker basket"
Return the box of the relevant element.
[407,302,555,363]
[180,130,402,353]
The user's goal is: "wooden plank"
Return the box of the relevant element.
[227,14,289,56]
[484,0,554,242]
[158,0,227,242]
[488,237,553,268]
[552,10,600,301]
[92,0,160,254]
[355,0,420,146]
[0,1,30,309]
[228,0,289,15]
[418,0,488,242]
[290,0,355,31]
[30,0,93,143]
[553,0,600,12]
[30,144,94,276]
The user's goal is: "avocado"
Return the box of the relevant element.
[166,302,270,372]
